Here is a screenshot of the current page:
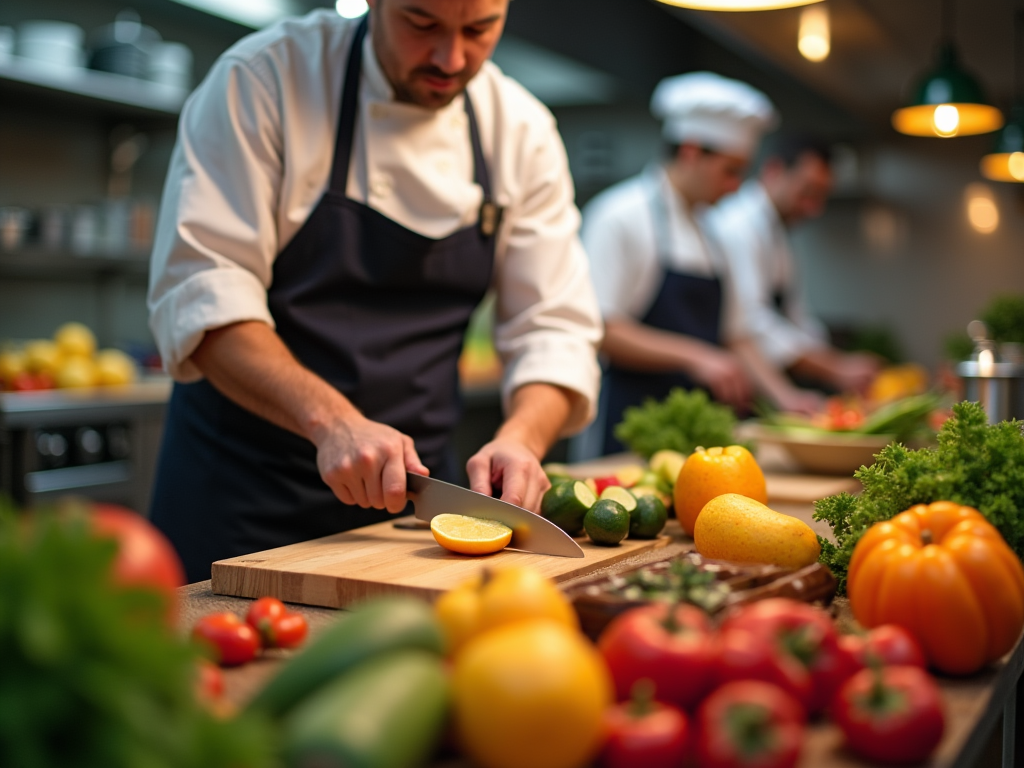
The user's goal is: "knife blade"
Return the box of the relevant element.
[406,473,584,558]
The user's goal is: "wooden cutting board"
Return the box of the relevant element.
[211,520,670,609]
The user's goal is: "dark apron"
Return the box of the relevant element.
[150,18,499,582]
[602,175,723,454]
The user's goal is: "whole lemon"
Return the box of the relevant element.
[55,356,98,388]
[24,340,63,376]
[0,350,27,384]
[694,493,820,569]
[55,322,97,359]
[453,620,611,768]
[95,349,138,386]
[674,445,767,536]
[434,567,577,655]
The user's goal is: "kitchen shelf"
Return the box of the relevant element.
[0,56,185,117]
[0,249,150,279]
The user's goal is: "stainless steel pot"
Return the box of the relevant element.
[956,360,1024,424]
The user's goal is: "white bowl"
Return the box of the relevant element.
[749,424,893,476]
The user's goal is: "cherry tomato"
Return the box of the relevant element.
[90,504,185,622]
[193,612,260,666]
[696,681,805,768]
[839,625,926,671]
[599,602,717,710]
[833,665,945,763]
[194,658,225,704]
[715,628,812,714]
[593,476,623,495]
[601,681,689,768]
[246,597,308,649]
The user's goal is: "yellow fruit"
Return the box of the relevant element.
[630,484,673,509]
[453,620,611,768]
[0,350,26,384]
[55,356,98,388]
[54,322,97,359]
[95,349,138,386]
[434,567,577,655]
[869,364,929,403]
[674,445,766,536]
[430,513,512,556]
[614,465,646,487]
[693,493,821,569]
[24,340,63,376]
[649,449,686,487]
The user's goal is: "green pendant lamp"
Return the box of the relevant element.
[892,0,1003,138]
[654,0,821,11]
[981,11,1024,181]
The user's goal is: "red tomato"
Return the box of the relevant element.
[90,504,185,621]
[715,628,813,713]
[696,681,805,768]
[193,612,260,666]
[246,597,286,637]
[722,598,856,714]
[593,476,623,495]
[601,689,689,768]
[840,625,927,671]
[10,372,53,391]
[599,602,717,710]
[195,658,225,704]
[246,597,309,649]
[832,666,945,764]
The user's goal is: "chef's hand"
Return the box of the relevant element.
[467,438,551,513]
[312,413,429,514]
[688,348,753,408]
[831,352,883,395]
[775,387,825,417]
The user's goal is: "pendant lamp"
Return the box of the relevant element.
[892,0,1003,138]
[981,11,1024,181]
[654,0,822,11]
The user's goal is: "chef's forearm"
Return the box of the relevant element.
[494,383,576,459]
[190,320,359,442]
[602,316,715,377]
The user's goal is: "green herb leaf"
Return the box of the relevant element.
[614,388,741,459]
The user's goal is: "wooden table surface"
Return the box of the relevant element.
[178,449,1021,768]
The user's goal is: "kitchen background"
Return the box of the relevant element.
[1,0,1022,506]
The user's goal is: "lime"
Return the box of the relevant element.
[541,480,596,536]
[598,485,637,514]
[630,495,668,539]
[584,499,629,546]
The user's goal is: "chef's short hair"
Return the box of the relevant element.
[762,134,832,168]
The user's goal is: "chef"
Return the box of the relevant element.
[146,0,602,581]
[581,72,810,455]
[707,135,881,394]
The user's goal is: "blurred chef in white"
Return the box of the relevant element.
[708,134,881,395]
[580,72,817,455]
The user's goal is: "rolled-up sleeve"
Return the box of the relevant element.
[492,118,603,436]
[148,55,283,381]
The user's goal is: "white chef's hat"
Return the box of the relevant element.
[651,72,778,158]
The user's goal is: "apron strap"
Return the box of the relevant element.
[329,16,369,194]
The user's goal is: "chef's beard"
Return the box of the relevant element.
[392,65,473,109]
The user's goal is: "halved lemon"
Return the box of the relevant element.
[430,514,513,556]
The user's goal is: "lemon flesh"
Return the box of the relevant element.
[431,514,513,556]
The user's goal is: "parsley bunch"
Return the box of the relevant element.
[814,401,1024,594]
[615,388,740,459]
[0,505,275,768]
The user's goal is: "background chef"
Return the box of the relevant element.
[708,134,882,395]
[147,0,602,582]
[580,72,813,456]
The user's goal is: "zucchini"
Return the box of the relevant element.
[282,650,449,768]
[247,597,443,718]
[541,480,596,536]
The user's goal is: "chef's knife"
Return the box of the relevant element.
[406,473,584,558]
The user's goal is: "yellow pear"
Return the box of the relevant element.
[693,493,820,569]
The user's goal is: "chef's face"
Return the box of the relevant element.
[677,144,749,205]
[368,0,509,109]
[764,153,833,224]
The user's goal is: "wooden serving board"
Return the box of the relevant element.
[211,520,670,609]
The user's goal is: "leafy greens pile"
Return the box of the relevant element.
[0,504,275,768]
[814,401,1024,594]
[615,387,739,459]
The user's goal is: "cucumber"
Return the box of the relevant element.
[541,480,597,536]
[599,485,638,513]
[282,650,449,768]
[247,597,444,719]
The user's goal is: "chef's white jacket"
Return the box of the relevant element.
[148,10,603,432]
[580,165,743,341]
[706,180,828,368]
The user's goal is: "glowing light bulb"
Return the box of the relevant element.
[336,0,368,18]
[1009,152,1024,181]
[798,5,830,62]
[978,348,995,377]
[933,104,960,136]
